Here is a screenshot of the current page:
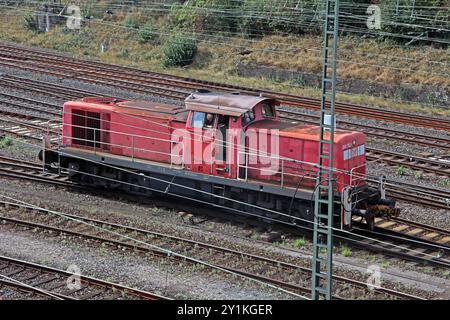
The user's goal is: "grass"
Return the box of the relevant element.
[293,237,306,248]
[0,9,449,116]
[414,170,424,180]
[396,166,407,176]
[250,232,259,240]
[242,34,450,89]
[442,179,450,187]
[340,245,351,257]
[0,136,13,149]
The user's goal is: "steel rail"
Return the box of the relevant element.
[0,157,447,282]
[0,255,169,300]
[0,201,424,300]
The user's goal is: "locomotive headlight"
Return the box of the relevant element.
[352,139,356,146]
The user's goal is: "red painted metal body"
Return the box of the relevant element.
[61,94,366,194]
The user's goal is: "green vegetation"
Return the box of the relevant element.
[340,245,351,257]
[23,10,37,31]
[162,32,197,67]
[442,179,450,187]
[414,171,424,180]
[0,136,13,149]
[289,75,306,87]
[250,232,259,240]
[123,14,138,30]
[168,0,449,42]
[381,260,391,269]
[170,0,237,33]
[138,23,159,44]
[381,0,449,44]
[238,0,323,36]
[0,4,447,117]
[294,237,306,248]
[396,166,407,176]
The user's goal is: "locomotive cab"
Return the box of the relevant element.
[184,92,280,179]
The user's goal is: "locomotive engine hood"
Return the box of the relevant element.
[247,119,364,144]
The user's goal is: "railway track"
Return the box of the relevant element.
[349,217,450,269]
[370,178,450,210]
[0,74,111,101]
[0,117,60,142]
[0,155,71,187]
[0,59,186,101]
[0,92,62,118]
[0,42,449,131]
[376,217,450,247]
[0,255,168,300]
[365,148,450,178]
[0,199,425,300]
[0,156,448,281]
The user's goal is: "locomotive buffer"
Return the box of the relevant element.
[311,0,340,300]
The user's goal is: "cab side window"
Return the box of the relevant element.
[192,112,205,128]
[191,112,216,129]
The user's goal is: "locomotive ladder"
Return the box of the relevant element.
[311,0,340,300]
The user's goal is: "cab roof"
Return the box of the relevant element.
[185,92,277,117]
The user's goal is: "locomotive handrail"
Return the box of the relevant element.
[61,134,177,163]
[62,122,359,179]
[237,150,318,187]
[62,111,352,173]
[62,110,321,167]
[349,162,367,187]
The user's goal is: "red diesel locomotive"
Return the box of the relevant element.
[41,91,397,229]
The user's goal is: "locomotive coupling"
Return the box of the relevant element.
[367,204,400,218]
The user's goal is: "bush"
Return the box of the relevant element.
[414,171,424,179]
[294,238,305,248]
[162,33,197,67]
[396,166,407,176]
[138,23,159,44]
[0,136,13,149]
[379,0,449,44]
[23,11,37,31]
[123,14,138,30]
[340,245,351,257]
[239,0,323,37]
[170,0,237,33]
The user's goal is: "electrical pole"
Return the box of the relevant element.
[311,0,340,300]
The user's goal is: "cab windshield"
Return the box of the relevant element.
[261,103,275,118]
[241,109,255,126]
